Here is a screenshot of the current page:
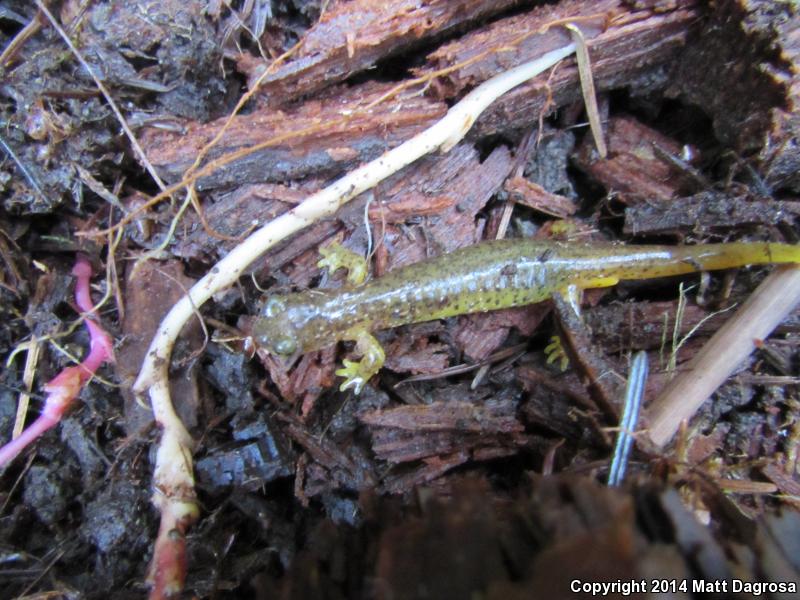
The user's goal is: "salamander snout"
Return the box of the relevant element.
[253,296,299,356]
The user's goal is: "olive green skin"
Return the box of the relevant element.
[252,239,800,357]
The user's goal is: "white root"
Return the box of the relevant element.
[135,41,578,595]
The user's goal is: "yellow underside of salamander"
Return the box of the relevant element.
[252,239,800,393]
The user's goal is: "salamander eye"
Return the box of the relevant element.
[254,296,298,356]
[264,297,286,317]
[273,337,297,355]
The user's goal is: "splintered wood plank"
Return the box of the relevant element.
[238,0,523,103]
[414,0,699,138]
[140,81,446,189]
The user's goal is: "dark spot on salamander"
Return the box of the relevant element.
[501,264,518,277]
[682,257,703,271]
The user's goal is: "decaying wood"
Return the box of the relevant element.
[381,328,450,376]
[503,175,577,218]
[238,0,523,104]
[115,260,203,435]
[553,294,622,421]
[518,364,608,446]
[141,0,698,198]
[361,384,530,489]
[668,1,799,187]
[417,0,612,97]
[371,144,515,272]
[362,400,523,435]
[176,138,514,282]
[173,181,338,266]
[573,115,687,204]
[582,300,720,355]
[453,303,551,363]
[283,417,376,491]
[140,81,446,190]
[419,0,699,138]
[624,191,800,236]
[749,1,800,192]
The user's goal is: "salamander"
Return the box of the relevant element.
[252,239,800,393]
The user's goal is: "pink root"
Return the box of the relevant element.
[0,255,114,468]
[147,502,196,599]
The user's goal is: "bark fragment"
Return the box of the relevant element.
[140,81,446,190]
[582,300,718,354]
[573,115,686,204]
[116,260,203,435]
[239,0,523,104]
[504,175,577,218]
[624,191,800,236]
[372,144,515,273]
[416,0,699,138]
[668,1,797,180]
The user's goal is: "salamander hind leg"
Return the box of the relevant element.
[547,276,620,369]
[336,328,386,394]
[544,335,570,371]
[559,276,620,315]
[318,242,368,285]
[583,275,620,288]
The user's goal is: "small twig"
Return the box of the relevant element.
[669,296,736,372]
[0,453,34,515]
[15,545,67,599]
[646,266,800,448]
[0,8,41,67]
[131,191,194,271]
[105,206,126,323]
[394,343,528,387]
[496,127,539,240]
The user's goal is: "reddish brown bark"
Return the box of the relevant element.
[238,0,524,104]
[140,81,446,189]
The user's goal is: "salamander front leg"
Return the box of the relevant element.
[335,328,386,394]
[318,242,368,286]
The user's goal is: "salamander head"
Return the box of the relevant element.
[252,296,301,356]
